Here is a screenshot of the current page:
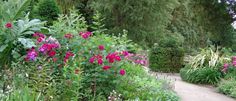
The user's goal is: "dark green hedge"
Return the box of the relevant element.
[149,43,184,73]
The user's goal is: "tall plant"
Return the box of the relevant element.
[0,14,46,68]
[0,0,32,21]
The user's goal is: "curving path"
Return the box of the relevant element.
[152,72,236,101]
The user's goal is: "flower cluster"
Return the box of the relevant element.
[222,56,236,73]
[124,52,148,66]
[25,33,60,62]
[25,47,38,61]
[106,52,121,63]
[89,45,126,76]
[232,56,236,66]
[25,31,127,76]
[33,32,46,43]
[64,51,74,63]
[79,31,92,39]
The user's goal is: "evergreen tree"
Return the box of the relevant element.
[32,0,61,25]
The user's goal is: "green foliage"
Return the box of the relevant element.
[0,14,46,68]
[56,0,80,14]
[0,0,32,21]
[180,67,222,85]
[217,79,236,98]
[50,10,87,36]
[31,0,61,25]
[116,63,179,101]
[2,87,43,101]
[185,47,230,69]
[91,0,179,47]
[149,34,184,72]
[223,66,236,80]
[168,0,234,52]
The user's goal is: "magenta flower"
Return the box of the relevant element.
[98,45,105,51]
[223,63,229,68]
[119,69,126,76]
[64,51,74,63]
[33,32,45,38]
[106,52,121,63]
[48,50,56,57]
[37,37,44,43]
[97,58,103,65]
[5,22,12,28]
[89,54,104,65]
[80,31,92,39]
[25,48,38,61]
[103,65,111,70]
[122,51,129,56]
[89,57,95,64]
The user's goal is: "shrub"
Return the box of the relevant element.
[0,9,179,100]
[116,63,179,101]
[31,0,61,25]
[180,67,222,85]
[217,79,236,98]
[149,34,184,72]
[185,47,229,69]
[0,15,46,68]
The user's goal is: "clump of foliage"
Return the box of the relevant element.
[217,79,236,98]
[180,67,221,85]
[31,0,61,25]
[0,14,46,69]
[116,63,179,101]
[217,55,236,98]
[149,34,184,72]
[180,47,228,84]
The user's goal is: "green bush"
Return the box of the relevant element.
[116,63,179,101]
[223,66,236,80]
[180,67,222,85]
[217,79,236,98]
[31,0,61,25]
[149,35,184,72]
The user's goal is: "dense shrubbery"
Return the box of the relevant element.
[217,56,236,98]
[149,34,184,72]
[180,47,227,84]
[218,79,236,98]
[116,63,179,100]
[0,2,179,99]
[180,67,221,85]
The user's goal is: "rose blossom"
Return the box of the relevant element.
[119,69,126,76]
[5,22,12,28]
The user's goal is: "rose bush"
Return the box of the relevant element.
[0,10,179,101]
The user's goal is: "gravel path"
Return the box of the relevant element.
[152,73,236,101]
